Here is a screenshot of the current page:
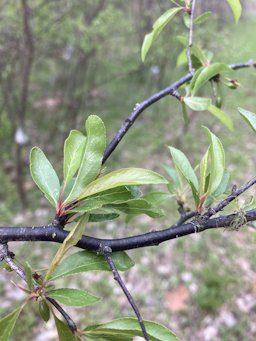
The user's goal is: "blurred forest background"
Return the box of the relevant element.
[0,1,256,340]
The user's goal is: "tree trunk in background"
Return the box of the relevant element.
[196,0,256,19]
[15,0,34,208]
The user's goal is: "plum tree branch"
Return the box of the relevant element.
[103,246,149,341]
[103,60,256,163]
[0,208,255,252]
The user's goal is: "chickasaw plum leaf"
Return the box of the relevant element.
[77,168,168,201]
[45,214,89,282]
[141,7,182,62]
[0,306,23,341]
[88,212,120,222]
[24,261,33,291]
[54,315,79,341]
[65,115,106,203]
[203,127,225,196]
[205,170,230,206]
[63,130,86,185]
[69,187,137,213]
[50,250,134,280]
[47,288,100,307]
[184,97,211,111]
[169,147,198,191]
[38,299,50,322]
[105,198,164,218]
[194,11,212,25]
[238,107,256,132]
[208,105,234,131]
[191,63,231,95]
[199,149,209,198]
[226,0,242,23]
[30,147,60,206]
[84,317,180,341]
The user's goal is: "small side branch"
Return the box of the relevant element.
[0,243,27,282]
[103,60,255,163]
[102,246,149,341]
[0,243,77,334]
[187,0,196,74]
[205,176,256,218]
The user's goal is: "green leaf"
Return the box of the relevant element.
[226,0,242,23]
[105,198,164,218]
[199,149,209,198]
[142,192,172,205]
[176,48,187,67]
[208,104,234,131]
[203,127,225,195]
[191,63,231,95]
[63,130,86,185]
[24,262,33,291]
[176,45,208,68]
[199,149,209,197]
[194,11,212,25]
[188,66,204,94]
[205,170,230,206]
[89,213,120,222]
[141,32,154,63]
[50,250,134,281]
[169,146,198,191]
[39,299,50,322]
[84,317,179,341]
[65,115,106,203]
[181,101,189,125]
[45,214,89,282]
[54,315,79,341]
[69,187,137,214]
[141,7,182,62]
[189,180,200,206]
[238,107,256,132]
[47,288,100,307]
[77,168,168,200]
[184,97,211,111]
[30,147,60,206]
[0,306,23,341]
[162,165,181,188]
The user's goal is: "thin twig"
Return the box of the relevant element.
[102,246,149,341]
[187,0,196,74]
[205,176,256,219]
[103,60,255,163]
[0,243,78,333]
[0,243,27,282]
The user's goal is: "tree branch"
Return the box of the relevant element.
[102,246,149,341]
[103,60,256,163]
[0,208,255,252]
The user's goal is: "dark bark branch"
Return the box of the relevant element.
[205,176,256,218]
[0,208,255,252]
[103,246,149,341]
